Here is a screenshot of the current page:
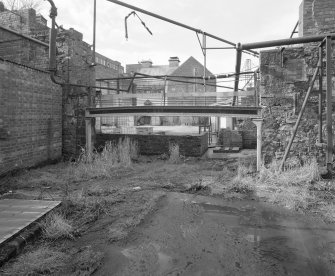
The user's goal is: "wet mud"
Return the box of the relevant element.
[96,192,335,276]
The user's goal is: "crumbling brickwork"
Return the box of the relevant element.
[0,6,49,40]
[0,59,62,176]
[55,28,95,158]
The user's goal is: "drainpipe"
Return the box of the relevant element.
[45,0,63,85]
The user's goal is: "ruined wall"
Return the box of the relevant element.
[259,46,335,164]
[0,7,49,41]
[96,133,208,157]
[0,59,62,176]
[56,28,95,159]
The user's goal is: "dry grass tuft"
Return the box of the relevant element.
[319,203,335,223]
[168,143,181,164]
[255,158,319,210]
[3,246,67,275]
[70,138,138,181]
[227,163,255,193]
[42,213,74,240]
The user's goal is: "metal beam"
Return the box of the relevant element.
[318,46,323,143]
[86,106,262,118]
[105,0,258,56]
[241,33,335,50]
[100,90,255,100]
[326,36,333,172]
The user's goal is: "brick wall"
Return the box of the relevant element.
[96,133,208,157]
[0,7,49,40]
[0,28,49,70]
[0,59,62,176]
[299,0,335,36]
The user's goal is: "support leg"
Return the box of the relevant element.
[252,119,263,171]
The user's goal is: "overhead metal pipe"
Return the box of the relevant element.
[96,71,256,81]
[241,33,335,50]
[45,0,58,74]
[105,0,258,56]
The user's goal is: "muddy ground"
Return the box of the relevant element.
[1,154,335,275]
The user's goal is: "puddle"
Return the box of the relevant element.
[96,192,335,276]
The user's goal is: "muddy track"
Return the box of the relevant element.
[96,192,335,276]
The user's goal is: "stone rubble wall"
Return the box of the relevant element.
[259,46,335,164]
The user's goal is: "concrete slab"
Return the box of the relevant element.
[0,199,61,246]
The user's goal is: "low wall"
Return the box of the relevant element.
[96,133,208,157]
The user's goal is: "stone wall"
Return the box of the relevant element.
[96,133,208,157]
[259,46,335,164]
[0,59,62,176]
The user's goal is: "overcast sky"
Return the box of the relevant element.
[38,0,302,74]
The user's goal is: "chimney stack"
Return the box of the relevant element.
[140,60,153,68]
[169,56,180,67]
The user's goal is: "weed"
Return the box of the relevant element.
[70,138,138,181]
[2,246,67,275]
[42,213,74,240]
[319,203,335,223]
[168,143,181,164]
[70,246,104,275]
[255,158,319,210]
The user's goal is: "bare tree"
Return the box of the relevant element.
[4,0,43,11]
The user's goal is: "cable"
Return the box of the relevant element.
[125,11,153,40]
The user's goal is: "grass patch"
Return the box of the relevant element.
[2,246,67,275]
[42,213,74,240]
[70,138,138,181]
[70,246,104,275]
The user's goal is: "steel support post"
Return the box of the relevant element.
[254,72,259,106]
[85,116,93,155]
[326,36,333,172]
[233,43,242,106]
[252,119,263,171]
[318,46,323,143]
[280,66,320,171]
[203,33,207,92]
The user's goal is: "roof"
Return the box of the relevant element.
[137,65,177,76]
